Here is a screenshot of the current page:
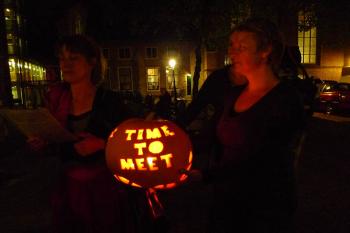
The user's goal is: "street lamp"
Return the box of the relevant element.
[168,58,177,103]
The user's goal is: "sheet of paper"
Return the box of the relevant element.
[0,107,77,143]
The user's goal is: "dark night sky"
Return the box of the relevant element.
[23,0,72,63]
[22,0,156,64]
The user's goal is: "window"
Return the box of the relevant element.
[118,67,133,91]
[147,67,160,91]
[146,47,157,59]
[298,11,317,64]
[118,48,131,59]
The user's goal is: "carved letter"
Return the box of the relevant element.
[147,157,159,171]
[125,130,136,141]
[137,129,144,140]
[120,159,135,170]
[146,128,162,139]
[160,153,173,168]
[135,158,147,170]
[134,142,147,155]
[160,126,175,136]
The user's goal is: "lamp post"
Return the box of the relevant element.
[168,58,177,104]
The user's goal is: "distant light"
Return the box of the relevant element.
[169,59,176,69]
[5,8,10,12]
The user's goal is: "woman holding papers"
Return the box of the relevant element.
[28,35,152,233]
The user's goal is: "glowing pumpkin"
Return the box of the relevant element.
[106,118,193,190]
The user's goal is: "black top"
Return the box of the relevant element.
[205,81,305,232]
[60,87,131,164]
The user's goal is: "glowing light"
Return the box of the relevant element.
[147,157,159,171]
[179,174,188,181]
[169,59,176,69]
[115,175,130,185]
[189,151,193,163]
[131,183,142,188]
[148,141,164,154]
[146,128,162,139]
[134,142,147,155]
[166,183,176,189]
[160,154,173,168]
[160,125,175,136]
[120,159,136,170]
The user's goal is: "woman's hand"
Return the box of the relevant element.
[73,132,105,156]
[179,168,203,183]
[27,136,47,153]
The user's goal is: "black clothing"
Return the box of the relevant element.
[208,81,305,233]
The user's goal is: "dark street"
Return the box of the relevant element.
[1,113,350,233]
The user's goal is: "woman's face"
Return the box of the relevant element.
[59,46,95,84]
[228,31,269,76]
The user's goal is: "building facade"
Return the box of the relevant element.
[101,40,226,101]
[1,0,47,107]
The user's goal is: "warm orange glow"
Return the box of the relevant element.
[106,119,193,190]
[146,128,162,139]
[186,162,192,171]
[160,126,175,136]
[160,154,173,168]
[166,183,176,189]
[120,159,135,170]
[131,182,142,188]
[114,175,130,185]
[154,184,165,189]
[179,174,188,181]
[119,154,173,171]
[125,126,175,141]
[109,128,118,139]
[148,141,164,154]
[135,158,147,171]
[147,157,159,171]
[125,129,136,140]
[134,142,147,155]
[137,129,144,140]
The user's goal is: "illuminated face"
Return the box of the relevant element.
[228,31,269,75]
[106,119,193,190]
[59,46,95,84]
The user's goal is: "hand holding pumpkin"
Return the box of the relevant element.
[106,118,193,190]
[74,132,105,156]
[27,136,47,153]
[179,168,203,183]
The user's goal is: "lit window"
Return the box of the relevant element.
[146,47,157,59]
[147,67,160,91]
[118,67,133,91]
[118,48,131,59]
[298,11,317,64]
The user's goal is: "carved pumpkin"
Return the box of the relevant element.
[106,118,193,190]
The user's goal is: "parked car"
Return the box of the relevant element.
[316,82,350,114]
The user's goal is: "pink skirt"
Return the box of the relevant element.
[51,164,152,233]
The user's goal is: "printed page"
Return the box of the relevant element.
[0,107,77,143]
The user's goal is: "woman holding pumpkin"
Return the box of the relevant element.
[185,18,305,233]
[28,35,153,233]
